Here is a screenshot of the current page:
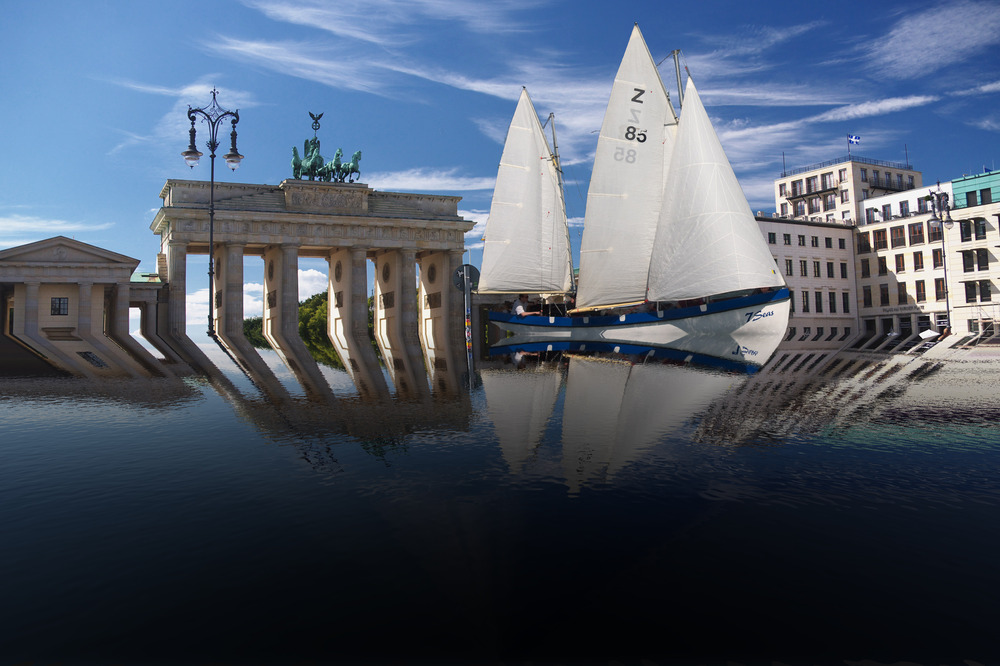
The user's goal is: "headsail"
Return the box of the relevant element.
[646,78,786,302]
[478,88,573,295]
[575,24,678,310]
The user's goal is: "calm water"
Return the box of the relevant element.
[2,347,999,666]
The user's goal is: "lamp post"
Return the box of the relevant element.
[181,88,244,337]
[927,185,953,335]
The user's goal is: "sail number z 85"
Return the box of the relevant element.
[614,87,647,163]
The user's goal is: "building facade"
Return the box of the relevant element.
[774,156,922,226]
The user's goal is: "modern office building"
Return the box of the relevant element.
[773,155,923,226]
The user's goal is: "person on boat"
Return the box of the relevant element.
[511,295,540,317]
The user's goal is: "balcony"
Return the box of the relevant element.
[785,179,841,202]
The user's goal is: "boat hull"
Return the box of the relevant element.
[489,288,790,362]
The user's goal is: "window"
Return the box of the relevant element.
[917,197,928,213]
[960,220,972,242]
[840,262,848,279]
[801,291,810,312]
[840,326,852,340]
[800,260,808,277]
[828,292,837,313]
[913,252,924,271]
[842,292,851,313]
[783,233,792,245]
[858,232,872,254]
[812,327,824,341]
[780,203,788,216]
[815,291,823,313]
[932,248,943,269]
[873,229,888,250]
[877,256,888,276]
[863,285,873,307]
[813,261,821,278]
[806,176,818,193]
[768,232,776,244]
[895,254,905,273]
[827,327,839,341]
[839,168,847,181]
[873,170,880,186]
[796,201,806,216]
[824,194,836,211]
[977,247,990,270]
[785,259,794,276]
[821,172,834,189]
[975,218,987,240]
[839,238,846,250]
[897,282,907,304]
[827,261,835,278]
[799,327,811,341]
[966,282,978,304]
[791,180,803,196]
[779,183,787,196]
[981,280,992,302]
[897,173,904,188]
[935,277,946,300]
[789,290,795,312]
[811,236,819,247]
[928,220,942,242]
[841,190,850,204]
[825,237,833,248]
[963,250,975,273]
[899,200,910,216]
[966,191,978,207]
[908,175,915,188]
[798,234,806,246]
[982,189,993,205]
[862,189,869,200]
[915,280,926,302]
[861,258,871,278]
[879,283,890,306]
[50,297,69,316]
[861,168,868,182]
[908,222,924,245]
[883,204,893,222]
[890,225,905,248]
[866,208,878,224]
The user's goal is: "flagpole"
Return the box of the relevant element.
[847,133,851,159]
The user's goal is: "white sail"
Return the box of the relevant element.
[575,24,678,310]
[646,78,785,302]
[483,368,561,474]
[478,88,573,294]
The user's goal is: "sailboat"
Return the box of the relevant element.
[487,24,790,348]
[477,87,574,297]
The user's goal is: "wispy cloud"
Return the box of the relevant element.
[953,79,1000,96]
[864,0,1000,80]
[369,168,496,192]
[0,215,114,248]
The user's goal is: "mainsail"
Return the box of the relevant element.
[575,24,678,310]
[646,78,786,302]
[478,88,573,295]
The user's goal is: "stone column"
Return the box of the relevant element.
[166,240,188,339]
[109,280,166,376]
[399,249,430,399]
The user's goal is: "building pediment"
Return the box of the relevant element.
[0,236,139,282]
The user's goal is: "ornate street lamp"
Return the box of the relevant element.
[182,88,244,337]
[927,185,953,334]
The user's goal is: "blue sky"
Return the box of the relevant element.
[2,0,999,330]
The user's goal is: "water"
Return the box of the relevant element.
[1,350,999,665]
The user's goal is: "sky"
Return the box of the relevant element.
[2,0,1000,334]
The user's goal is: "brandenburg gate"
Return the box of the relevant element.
[149,178,474,398]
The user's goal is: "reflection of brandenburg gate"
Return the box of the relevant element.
[151,178,473,398]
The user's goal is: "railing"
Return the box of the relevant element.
[781,155,913,178]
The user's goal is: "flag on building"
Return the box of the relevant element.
[848,134,861,144]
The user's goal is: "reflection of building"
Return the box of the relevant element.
[773,155,922,225]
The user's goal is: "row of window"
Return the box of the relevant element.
[860,249,945,277]
[858,218,989,253]
[779,258,850,279]
[859,278,994,306]
[769,232,848,250]
[859,168,915,191]
[954,188,995,209]
[789,290,851,314]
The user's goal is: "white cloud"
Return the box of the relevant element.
[184,269,326,327]
[809,96,939,123]
[461,209,488,249]
[0,215,114,247]
[370,168,496,192]
[864,1,1000,80]
[299,268,328,298]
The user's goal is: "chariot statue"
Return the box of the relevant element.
[290,112,362,183]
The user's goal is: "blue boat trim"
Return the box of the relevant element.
[488,288,790,328]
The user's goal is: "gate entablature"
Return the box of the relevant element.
[151,179,471,259]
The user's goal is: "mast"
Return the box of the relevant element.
[672,49,684,107]
[545,112,565,198]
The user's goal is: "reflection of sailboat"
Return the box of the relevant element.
[478,88,574,298]
[481,363,562,473]
[560,354,741,494]
[489,24,789,346]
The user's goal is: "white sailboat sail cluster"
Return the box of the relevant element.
[480,24,789,346]
[478,88,574,295]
